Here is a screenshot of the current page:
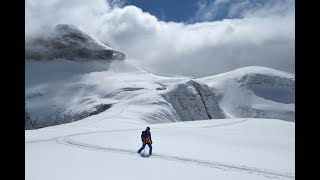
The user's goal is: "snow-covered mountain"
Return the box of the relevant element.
[25,24,295,180]
[25,24,295,129]
[25,24,125,61]
[199,66,295,122]
[25,60,294,129]
[25,60,227,129]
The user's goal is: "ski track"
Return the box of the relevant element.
[202,119,249,128]
[26,86,156,143]
[25,119,250,144]
[26,119,293,180]
[26,97,294,180]
[54,132,294,180]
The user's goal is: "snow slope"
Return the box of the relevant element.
[26,63,295,179]
[25,60,226,129]
[25,24,294,180]
[25,60,294,180]
[25,24,295,128]
[25,61,295,128]
[198,66,295,121]
[26,116,294,180]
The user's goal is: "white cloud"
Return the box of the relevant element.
[25,0,111,38]
[26,0,295,77]
[192,0,295,21]
[240,0,295,18]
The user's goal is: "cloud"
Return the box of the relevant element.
[191,0,294,21]
[108,0,128,8]
[26,0,294,77]
[25,0,111,38]
[239,0,295,18]
[191,0,230,22]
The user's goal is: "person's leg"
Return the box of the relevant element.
[147,143,152,155]
[137,144,146,153]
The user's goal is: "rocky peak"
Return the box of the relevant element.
[25,24,125,61]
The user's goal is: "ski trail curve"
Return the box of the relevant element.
[27,119,294,178]
[202,119,249,128]
[25,119,250,144]
[56,134,294,179]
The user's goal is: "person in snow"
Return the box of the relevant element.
[137,127,153,156]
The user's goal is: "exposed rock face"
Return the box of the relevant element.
[25,24,125,61]
[163,80,226,121]
[25,111,33,130]
[26,103,112,129]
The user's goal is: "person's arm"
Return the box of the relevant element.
[150,132,152,143]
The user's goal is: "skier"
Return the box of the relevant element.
[137,127,153,156]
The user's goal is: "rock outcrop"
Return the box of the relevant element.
[25,24,125,61]
[25,111,33,130]
[163,80,226,121]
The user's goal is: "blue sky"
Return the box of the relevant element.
[113,0,294,23]
[123,0,199,22]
